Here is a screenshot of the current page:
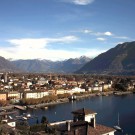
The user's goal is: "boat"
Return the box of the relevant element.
[27,113,31,118]
[102,93,108,96]
[68,95,76,101]
[45,106,48,109]
[114,92,122,96]
[22,116,27,120]
[114,113,123,132]
[96,93,101,96]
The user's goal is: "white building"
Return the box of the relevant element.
[23,91,49,99]
[38,77,48,85]
[71,87,85,93]
[88,86,103,92]
[8,91,20,99]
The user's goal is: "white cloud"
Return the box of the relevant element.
[95,31,113,36]
[0,35,105,61]
[8,36,78,49]
[96,37,106,41]
[0,36,80,61]
[0,46,105,61]
[0,47,80,61]
[64,0,95,5]
[9,38,48,49]
[104,31,113,36]
[70,29,92,34]
[83,29,92,34]
[114,36,129,39]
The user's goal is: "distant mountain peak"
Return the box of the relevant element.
[11,56,92,73]
[76,41,135,75]
[0,56,20,72]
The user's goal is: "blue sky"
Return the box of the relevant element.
[0,0,135,61]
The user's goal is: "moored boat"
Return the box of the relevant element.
[114,113,123,132]
[68,95,76,101]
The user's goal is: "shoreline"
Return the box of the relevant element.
[27,91,115,109]
[0,91,133,111]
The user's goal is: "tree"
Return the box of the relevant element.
[41,116,48,124]
[36,118,39,124]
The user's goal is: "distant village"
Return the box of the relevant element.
[0,72,135,106]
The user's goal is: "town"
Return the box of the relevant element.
[0,73,135,106]
[0,73,135,134]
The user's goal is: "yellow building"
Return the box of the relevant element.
[0,92,7,100]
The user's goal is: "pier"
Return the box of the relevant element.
[0,111,17,116]
[14,105,26,111]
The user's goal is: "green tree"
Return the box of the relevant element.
[36,118,39,124]
[41,116,48,124]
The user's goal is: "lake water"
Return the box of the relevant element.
[17,94,135,135]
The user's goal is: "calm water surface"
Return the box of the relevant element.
[17,94,135,135]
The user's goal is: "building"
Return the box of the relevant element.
[38,77,48,85]
[102,83,112,91]
[0,92,7,100]
[2,119,16,128]
[88,86,103,92]
[55,89,65,95]
[7,91,20,100]
[71,87,85,94]
[23,91,49,99]
[55,108,116,135]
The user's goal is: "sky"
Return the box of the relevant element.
[0,0,135,61]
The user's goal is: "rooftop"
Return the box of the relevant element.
[72,108,97,115]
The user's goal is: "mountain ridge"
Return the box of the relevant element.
[76,41,135,75]
[11,56,91,73]
[0,56,20,72]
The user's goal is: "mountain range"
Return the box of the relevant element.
[0,56,91,73]
[1,41,135,75]
[0,56,19,72]
[77,41,135,75]
[12,56,91,73]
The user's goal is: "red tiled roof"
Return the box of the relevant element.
[58,122,115,135]
[88,124,116,135]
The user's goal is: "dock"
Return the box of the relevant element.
[0,111,17,116]
[14,105,26,110]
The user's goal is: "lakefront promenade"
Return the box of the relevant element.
[0,91,133,111]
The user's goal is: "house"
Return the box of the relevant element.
[88,86,102,92]
[2,119,16,128]
[23,91,49,99]
[38,77,48,85]
[0,92,7,100]
[55,89,65,95]
[27,81,32,87]
[0,111,16,130]
[71,87,85,94]
[56,108,116,135]
[7,91,20,100]
[102,84,112,91]
[48,89,55,95]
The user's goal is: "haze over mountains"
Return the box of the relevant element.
[77,41,135,75]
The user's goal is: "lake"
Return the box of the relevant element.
[17,94,135,135]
